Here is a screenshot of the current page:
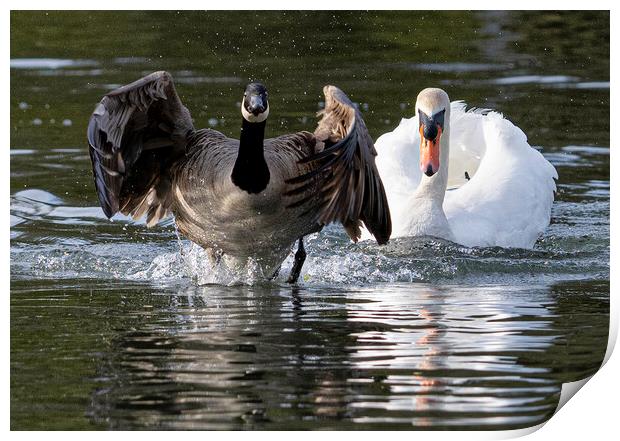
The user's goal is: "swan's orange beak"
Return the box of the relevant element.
[419,125,441,177]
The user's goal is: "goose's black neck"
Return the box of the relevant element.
[231,118,270,194]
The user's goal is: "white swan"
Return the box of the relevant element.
[364,88,557,249]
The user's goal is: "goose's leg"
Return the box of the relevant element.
[270,265,281,280]
[287,237,307,284]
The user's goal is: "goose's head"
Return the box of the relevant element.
[415,88,450,177]
[242,82,269,123]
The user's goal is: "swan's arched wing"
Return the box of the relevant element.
[285,85,391,244]
[445,104,558,248]
[87,71,195,226]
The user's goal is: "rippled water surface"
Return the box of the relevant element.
[10,11,609,430]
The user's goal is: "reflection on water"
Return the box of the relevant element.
[11,280,607,430]
[10,10,609,430]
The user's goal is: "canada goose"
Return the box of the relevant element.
[87,71,391,282]
[362,87,556,248]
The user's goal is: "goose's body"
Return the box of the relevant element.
[88,72,391,280]
[364,88,557,249]
[171,129,320,272]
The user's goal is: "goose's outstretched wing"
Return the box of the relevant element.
[286,85,391,244]
[87,71,194,226]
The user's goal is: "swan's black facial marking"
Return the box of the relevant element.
[242,82,269,122]
[418,108,445,141]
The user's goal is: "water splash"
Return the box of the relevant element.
[129,241,270,287]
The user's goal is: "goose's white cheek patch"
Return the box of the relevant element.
[241,102,269,123]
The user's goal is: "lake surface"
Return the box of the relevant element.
[10,11,609,430]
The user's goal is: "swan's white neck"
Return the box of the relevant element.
[404,118,454,240]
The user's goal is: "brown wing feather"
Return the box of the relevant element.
[87,71,194,225]
[285,85,391,244]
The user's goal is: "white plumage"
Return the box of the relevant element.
[364,98,558,249]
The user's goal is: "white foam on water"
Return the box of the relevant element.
[129,242,270,286]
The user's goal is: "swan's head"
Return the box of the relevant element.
[242,82,269,123]
[415,88,450,177]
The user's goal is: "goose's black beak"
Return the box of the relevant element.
[248,95,266,116]
[242,82,269,122]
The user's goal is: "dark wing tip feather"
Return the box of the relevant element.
[88,105,120,219]
[88,142,119,219]
[361,174,392,245]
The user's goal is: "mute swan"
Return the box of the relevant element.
[88,71,391,282]
[364,87,556,249]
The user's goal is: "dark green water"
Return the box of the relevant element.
[10,11,609,430]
